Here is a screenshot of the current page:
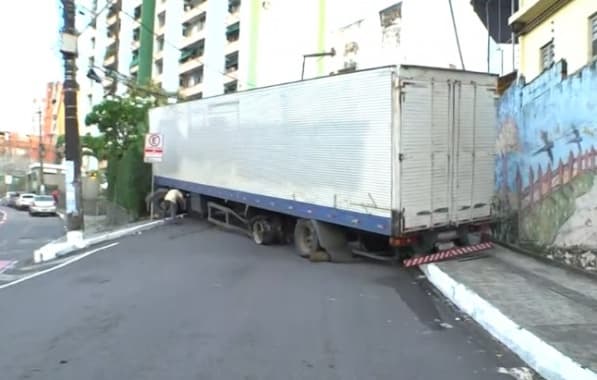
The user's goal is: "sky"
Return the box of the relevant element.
[0,1,62,134]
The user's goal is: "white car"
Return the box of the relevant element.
[29,195,57,216]
[16,193,36,210]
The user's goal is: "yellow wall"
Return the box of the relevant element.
[519,0,597,81]
[56,93,65,136]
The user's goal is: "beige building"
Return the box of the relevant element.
[510,0,597,81]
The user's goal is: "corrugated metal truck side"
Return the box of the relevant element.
[149,65,497,262]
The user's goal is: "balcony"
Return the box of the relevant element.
[180,56,203,74]
[224,51,239,77]
[181,83,203,98]
[509,0,572,34]
[107,13,119,25]
[106,35,117,48]
[156,11,166,35]
[224,70,238,84]
[179,42,204,74]
[180,66,204,98]
[181,14,206,48]
[227,8,241,25]
[183,0,208,23]
[225,39,240,56]
[104,54,116,67]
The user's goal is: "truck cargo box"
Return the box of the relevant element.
[149,65,497,237]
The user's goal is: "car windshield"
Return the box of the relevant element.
[22,195,34,199]
[34,196,54,202]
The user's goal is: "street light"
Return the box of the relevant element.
[301,48,336,80]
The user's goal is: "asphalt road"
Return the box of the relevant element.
[0,205,63,266]
[0,219,530,380]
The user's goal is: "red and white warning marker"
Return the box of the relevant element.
[403,242,494,267]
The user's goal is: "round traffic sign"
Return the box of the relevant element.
[149,134,161,147]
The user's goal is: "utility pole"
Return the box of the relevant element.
[36,108,45,194]
[138,0,156,85]
[60,0,84,234]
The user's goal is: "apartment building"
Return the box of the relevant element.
[509,0,597,81]
[77,0,516,117]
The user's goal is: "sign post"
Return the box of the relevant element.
[144,133,164,220]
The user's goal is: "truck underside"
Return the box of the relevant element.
[156,188,492,265]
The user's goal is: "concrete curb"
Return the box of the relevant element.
[33,219,166,264]
[421,263,597,380]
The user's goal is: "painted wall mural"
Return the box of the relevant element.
[496,60,597,249]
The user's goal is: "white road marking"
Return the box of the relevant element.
[0,242,119,290]
[0,209,7,225]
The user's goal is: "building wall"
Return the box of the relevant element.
[496,60,597,248]
[203,0,227,96]
[321,0,514,78]
[236,0,326,89]
[159,0,183,93]
[517,0,597,81]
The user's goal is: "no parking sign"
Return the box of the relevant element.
[144,133,164,163]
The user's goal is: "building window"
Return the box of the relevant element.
[224,80,238,94]
[540,40,554,70]
[133,27,140,42]
[225,51,239,72]
[183,13,206,37]
[158,11,166,28]
[184,0,206,12]
[228,0,241,14]
[226,22,240,42]
[134,6,141,20]
[155,60,163,75]
[180,67,204,88]
[157,36,164,51]
[591,13,597,59]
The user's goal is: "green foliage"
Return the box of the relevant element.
[81,134,107,160]
[55,134,65,148]
[85,96,151,159]
[520,174,594,245]
[109,140,152,218]
[84,92,161,218]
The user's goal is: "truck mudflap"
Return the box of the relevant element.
[402,242,494,267]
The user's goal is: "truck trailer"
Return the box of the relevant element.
[148,65,497,262]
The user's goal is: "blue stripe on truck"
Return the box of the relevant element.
[155,176,392,236]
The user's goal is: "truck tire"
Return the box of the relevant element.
[456,226,481,246]
[250,217,276,245]
[411,231,436,257]
[294,219,320,257]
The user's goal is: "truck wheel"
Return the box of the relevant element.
[294,219,320,257]
[411,231,436,257]
[457,227,481,246]
[251,217,275,245]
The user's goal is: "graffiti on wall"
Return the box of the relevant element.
[496,61,597,248]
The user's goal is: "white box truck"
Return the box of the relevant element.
[149,65,497,261]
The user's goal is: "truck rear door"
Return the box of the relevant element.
[398,69,496,233]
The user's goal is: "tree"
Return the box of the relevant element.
[85,95,152,160]
[81,134,107,161]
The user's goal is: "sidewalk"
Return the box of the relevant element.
[34,217,165,263]
[423,245,597,380]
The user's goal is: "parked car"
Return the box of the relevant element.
[2,192,19,207]
[15,193,36,210]
[29,195,57,216]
